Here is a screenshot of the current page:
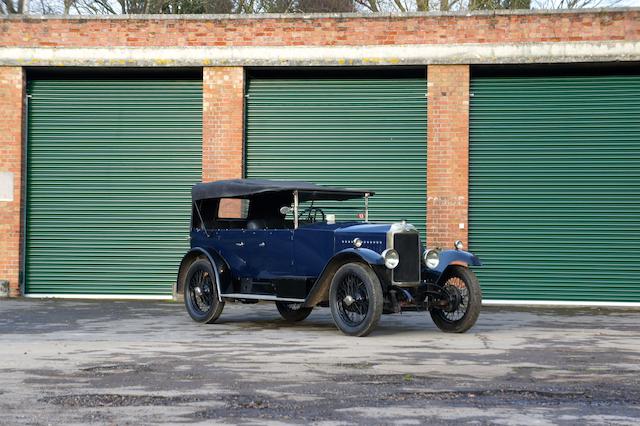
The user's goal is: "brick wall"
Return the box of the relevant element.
[0,11,638,48]
[0,10,637,295]
[0,67,23,297]
[202,67,245,217]
[426,65,470,249]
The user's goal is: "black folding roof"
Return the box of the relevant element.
[192,179,373,202]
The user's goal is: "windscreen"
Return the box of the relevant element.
[287,198,369,225]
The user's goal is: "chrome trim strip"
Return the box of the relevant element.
[293,190,299,230]
[364,193,369,222]
[221,293,305,303]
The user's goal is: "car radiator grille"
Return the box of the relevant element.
[393,233,420,283]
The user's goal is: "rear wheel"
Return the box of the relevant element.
[183,259,225,324]
[430,266,481,333]
[276,302,313,322]
[329,263,383,337]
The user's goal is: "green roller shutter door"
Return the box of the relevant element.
[26,79,202,296]
[470,75,640,302]
[245,76,427,236]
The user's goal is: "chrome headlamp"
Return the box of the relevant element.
[381,249,400,269]
[423,249,440,269]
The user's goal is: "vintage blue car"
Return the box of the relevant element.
[177,179,482,337]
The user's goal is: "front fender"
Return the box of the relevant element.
[436,249,482,272]
[336,248,385,265]
[302,248,385,308]
[422,249,481,282]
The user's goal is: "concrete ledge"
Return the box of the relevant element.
[1,41,639,67]
[484,299,640,308]
[23,293,174,300]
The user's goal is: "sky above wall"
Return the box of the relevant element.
[6,0,640,16]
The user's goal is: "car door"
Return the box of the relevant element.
[214,199,251,278]
[216,229,249,278]
[245,230,294,279]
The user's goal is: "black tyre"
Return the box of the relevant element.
[329,262,383,337]
[183,259,225,324]
[275,301,313,322]
[430,265,482,333]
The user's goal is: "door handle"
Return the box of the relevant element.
[258,242,265,247]
[235,242,244,247]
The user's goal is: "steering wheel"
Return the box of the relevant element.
[300,206,326,223]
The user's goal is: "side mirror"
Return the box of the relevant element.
[280,206,292,215]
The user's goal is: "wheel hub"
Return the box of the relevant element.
[442,285,463,313]
[343,295,355,306]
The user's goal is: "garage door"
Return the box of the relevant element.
[26,78,202,296]
[470,75,640,302]
[245,73,427,236]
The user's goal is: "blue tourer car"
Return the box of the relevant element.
[177,179,482,337]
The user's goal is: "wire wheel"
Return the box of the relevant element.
[335,273,370,327]
[430,266,482,333]
[188,268,214,315]
[440,276,469,323]
[275,301,313,322]
[183,259,224,324]
[329,262,383,337]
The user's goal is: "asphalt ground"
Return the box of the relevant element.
[0,299,639,425]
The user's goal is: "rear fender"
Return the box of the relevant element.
[302,248,384,308]
[176,247,232,302]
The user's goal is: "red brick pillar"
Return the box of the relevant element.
[202,67,245,216]
[0,67,24,297]
[426,65,470,249]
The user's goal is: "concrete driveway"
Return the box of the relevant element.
[0,299,639,425]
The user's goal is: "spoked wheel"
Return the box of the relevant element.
[430,265,482,333]
[329,263,383,337]
[276,301,313,322]
[183,259,224,324]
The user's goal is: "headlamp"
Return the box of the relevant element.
[382,249,400,269]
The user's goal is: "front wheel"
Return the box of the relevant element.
[430,266,482,333]
[276,301,313,322]
[183,259,225,324]
[329,263,383,337]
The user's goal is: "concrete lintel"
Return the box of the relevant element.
[1,41,639,67]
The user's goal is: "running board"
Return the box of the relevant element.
[220,293,305,303]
